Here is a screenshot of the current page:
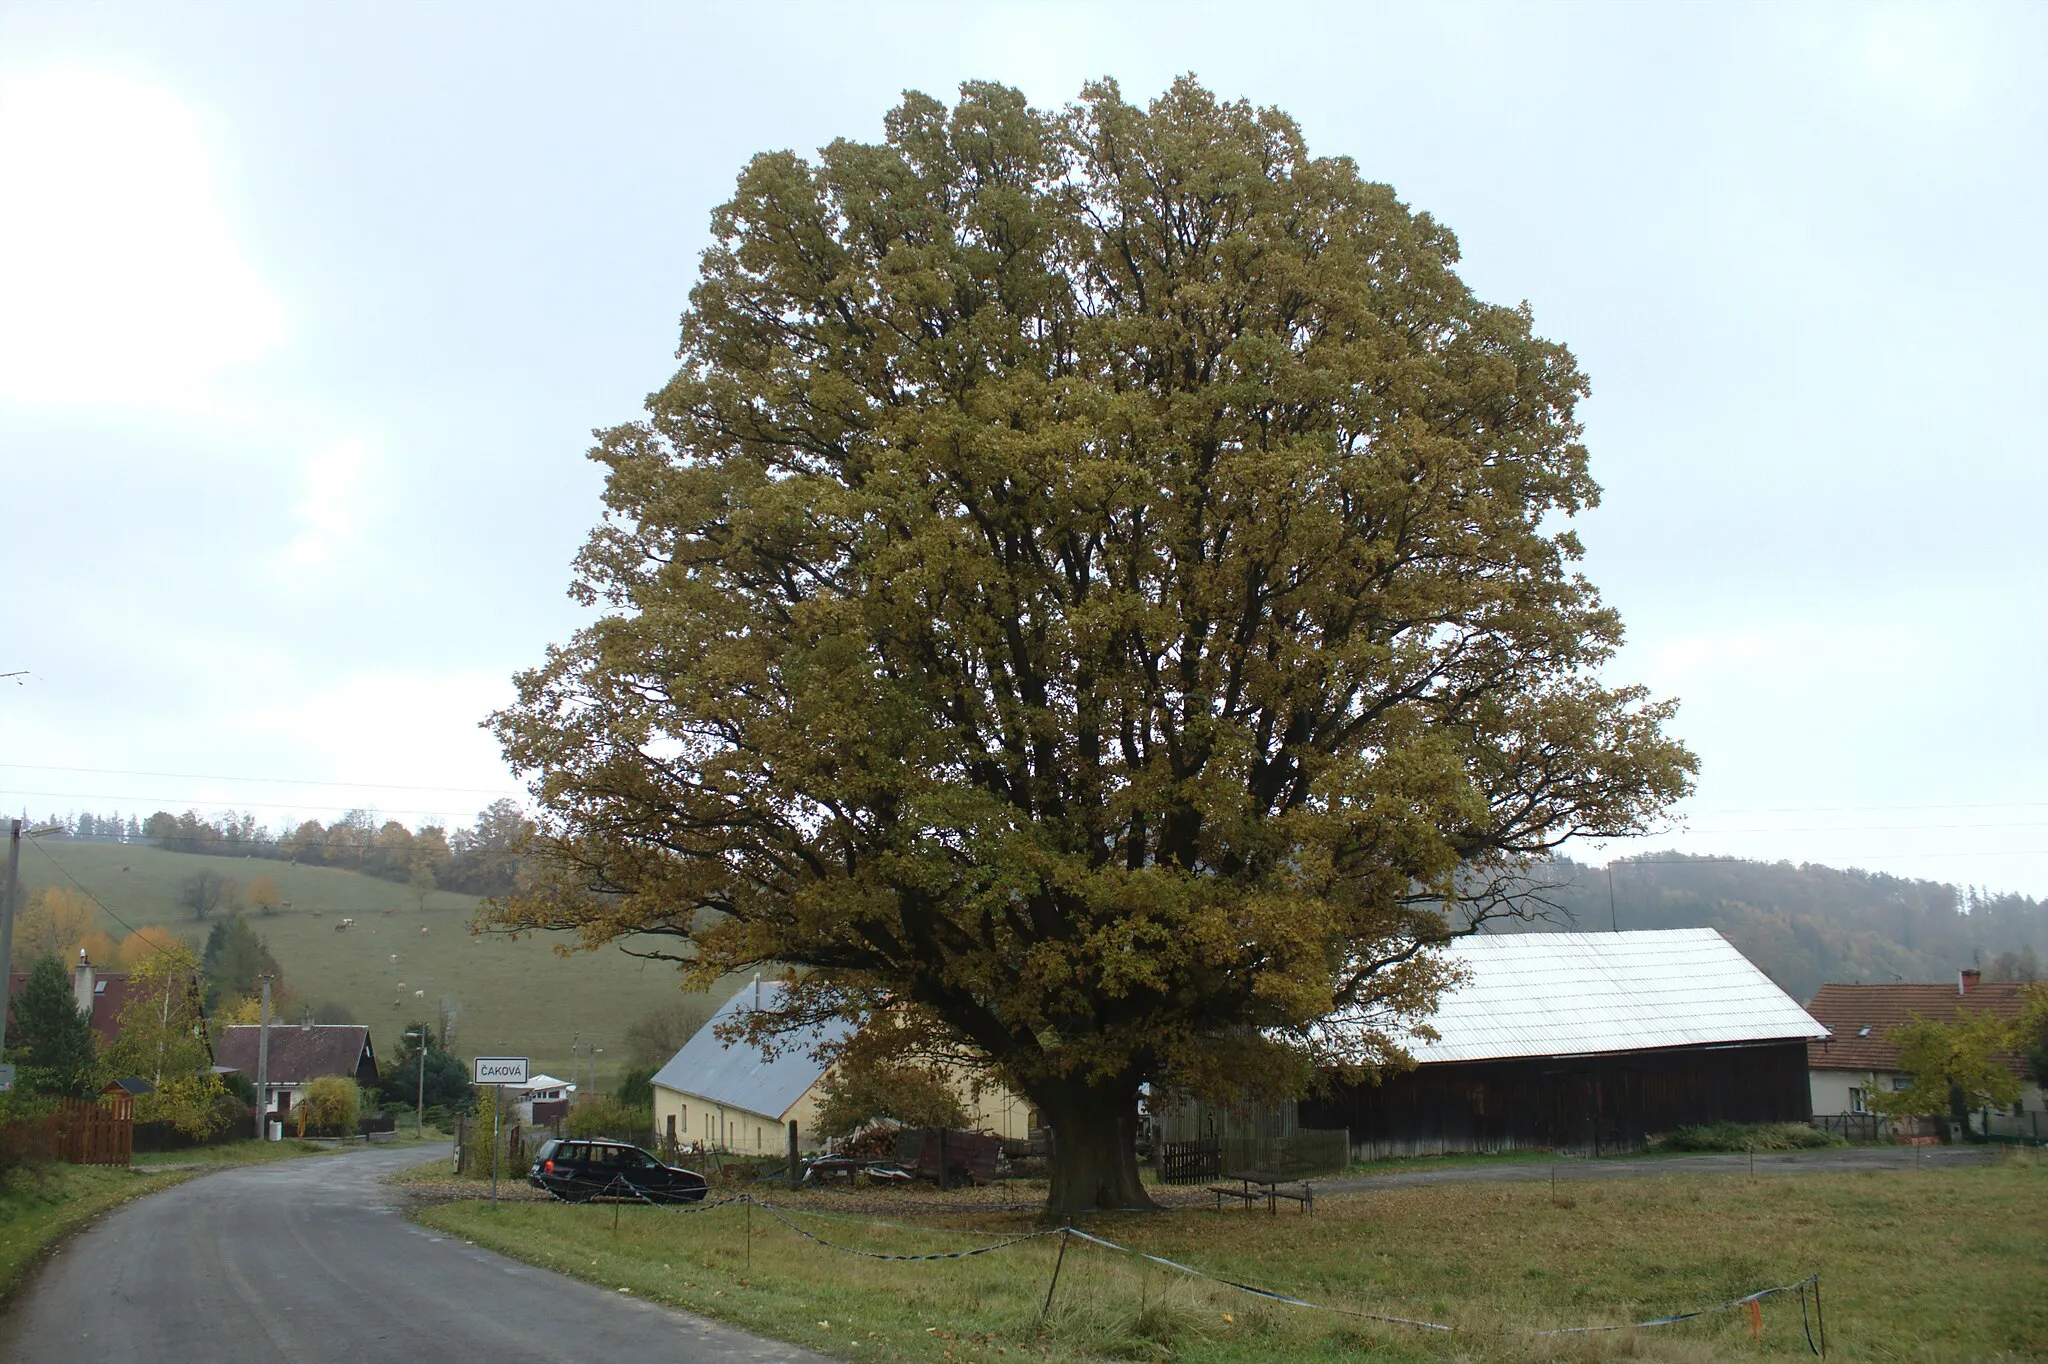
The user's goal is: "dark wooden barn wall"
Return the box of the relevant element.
[1298,1040,1813,1159]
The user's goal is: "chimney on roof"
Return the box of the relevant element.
[72,950,95,1016]
[1959,968,1981,995]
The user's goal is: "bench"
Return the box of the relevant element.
[1205,1173,1314,1215]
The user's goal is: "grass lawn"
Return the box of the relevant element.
[18,840,736,1083]
[0,1164,196,1301]
[417,1153,2047,1361]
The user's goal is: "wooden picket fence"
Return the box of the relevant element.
[52,1096,133,1166]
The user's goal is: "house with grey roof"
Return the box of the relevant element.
[213,1022,378,1131]
[1296,928,1829,1159]
[649,982,1032,1154]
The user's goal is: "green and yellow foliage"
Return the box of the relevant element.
[293,1075,359,1137]
[1869,1009,2025,1124]
[487,77,1694,1212]
[100,941,227,1138]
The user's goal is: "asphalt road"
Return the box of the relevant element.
[0,1145,829,1364]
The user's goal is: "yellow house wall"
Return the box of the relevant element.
[652,1083,822,1154]
[655,1070,1031,1152]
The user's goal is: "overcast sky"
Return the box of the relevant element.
[2,1,2042,895]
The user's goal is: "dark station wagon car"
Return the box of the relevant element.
[528,1139,709,1203]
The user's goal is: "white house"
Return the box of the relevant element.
[513,1074,577,1125]
[1806,971,2044,1138]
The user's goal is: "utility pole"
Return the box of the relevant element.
[255,975,273,1138]
[0,820,20,1063]
[490,1082,501,1206]
[410,1024,428,1136]
[1,820,63,1065]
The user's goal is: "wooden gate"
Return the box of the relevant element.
[1160,1136,1222,1183]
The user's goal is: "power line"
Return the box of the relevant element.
[26,838,176,958]
[1669,822,2048,834]
[0,790,495,819]
[1683,798,2048,814]
[0,762,519,797]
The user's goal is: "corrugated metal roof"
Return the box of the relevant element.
[649,982,854,1120]
[1386,929,1827,1064]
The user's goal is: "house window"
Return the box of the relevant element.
[1892,1077,1913,1092]
[1849,1088,1865,1114]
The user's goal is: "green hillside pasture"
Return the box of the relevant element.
[17,841,723,1086]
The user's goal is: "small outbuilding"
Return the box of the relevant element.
[1300,928,1828,1158]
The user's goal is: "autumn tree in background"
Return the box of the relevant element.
[102,942,227,1137]
[117,925,185,971]
[489,79,1695,1212]
[247,874,283,916]
[2012,985,2048,1090]
[407,857,438,910]
[13,887,96,965]
[1868,1010,2025,1140]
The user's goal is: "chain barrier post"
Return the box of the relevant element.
[1039,1227,1071,1325]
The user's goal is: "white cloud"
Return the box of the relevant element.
[0,64,286,410]
[277,439,376,571]
[1855,4,1976,115]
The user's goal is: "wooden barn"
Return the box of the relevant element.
[1300,929,1826,1159]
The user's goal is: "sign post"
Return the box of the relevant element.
[473,1058,529,1207]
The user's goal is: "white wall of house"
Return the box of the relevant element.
[1813,1068,2046,1131]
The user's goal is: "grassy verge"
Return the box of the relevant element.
[133,1137,333,1167]
[416,1150,2045,1361]
[0,1165,197,1301]
[135,1127,448,1170]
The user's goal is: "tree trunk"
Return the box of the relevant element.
[1037,1075,1154,1216]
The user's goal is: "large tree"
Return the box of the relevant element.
[489,78,1694,1213]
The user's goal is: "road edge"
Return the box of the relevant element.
[0,1167,201,1313]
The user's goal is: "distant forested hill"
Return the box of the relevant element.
[1481,856,2047,1003]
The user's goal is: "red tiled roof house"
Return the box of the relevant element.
[6,950,133,1047]
[1805,970,2042,1135]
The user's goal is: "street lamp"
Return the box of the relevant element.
[406,1023,431,1136]
[0,820,68,1077]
